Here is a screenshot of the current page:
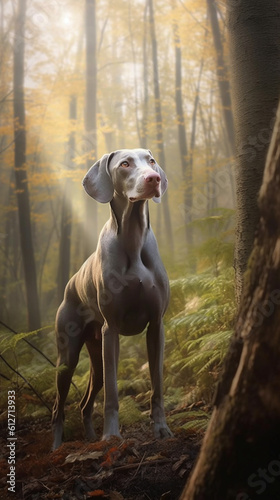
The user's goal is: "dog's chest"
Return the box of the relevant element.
[107,257,166,297]
[101,258,168,334]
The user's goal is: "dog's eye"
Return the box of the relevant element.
[149,158,156,165]
[121,161,129,168]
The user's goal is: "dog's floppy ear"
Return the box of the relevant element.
[83,152,114,203]
[148,150,168,203]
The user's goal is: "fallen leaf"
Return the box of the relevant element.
[172,455,190,472]
[146,454,165,461]
[101,446,122,468]
[64,451,103,464]
[109,491,125,500]
[178,468,188,478]
[87,490,105,497]
[160,492,171,500]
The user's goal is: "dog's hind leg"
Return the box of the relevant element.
[52,303,85,450]
[80,323,103,440]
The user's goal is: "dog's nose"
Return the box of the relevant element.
[144,172,161,184]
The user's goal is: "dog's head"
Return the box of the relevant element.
[82,148,168,204]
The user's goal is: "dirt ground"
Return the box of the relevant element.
[0,412,201,500]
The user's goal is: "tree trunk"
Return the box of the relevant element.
[141,0,149,149]
[128,0,142,146]
[207,0,236,213]
[13,0,41,331]
[181,55,204,271]
[57,96,76,304]
[84,0,98,259]
[228,0,280,304]
[207,0,235,155]
[180,97,280,500]
[148,0,174,256]
[171,7,192,248]
[198,97,220,214]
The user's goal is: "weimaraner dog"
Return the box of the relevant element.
[52,148,172,449]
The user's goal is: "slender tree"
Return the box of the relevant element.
[141,0,149,149]
[13,0,41,330]
[84,0,98,258]
[171,6,191,247]
[187,56,204,243]
[199,96,221,213]
[227,0,280,303]
[57,96,76,304]
[180,96,280,500]
[206,0,235,155]
[128,0,142,146]
[148,0,173,255]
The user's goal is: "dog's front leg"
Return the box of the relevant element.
[102,323,121,440]
[147,320,173,438]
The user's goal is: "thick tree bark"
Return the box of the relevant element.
[207,0,235,155]
[181,96,280,500]
[57,96,76,304]
[84,0,98,258]
[228,0,280,304]
[148,0,174,256]
[13,0,41,330]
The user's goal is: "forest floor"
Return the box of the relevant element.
[0,404,204,500]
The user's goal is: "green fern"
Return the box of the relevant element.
[168,410,210,434]
[181,418,209,434]
[165,267,235,403]
[0,326,50,353]
[119,396,145,426]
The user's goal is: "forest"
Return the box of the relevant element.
[1,0,280,499]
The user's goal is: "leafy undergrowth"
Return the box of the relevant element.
[0,402,204,500]
[165,267,235,404]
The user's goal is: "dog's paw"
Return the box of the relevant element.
[85,429,97,442]
[102,431,122,441]
[84,421,97,442]
[52,423,64,451]
[152,421,173,439]
[102,413,122,440]
[52,433,63,451]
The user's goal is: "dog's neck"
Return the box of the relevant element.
[110,195,150,257]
